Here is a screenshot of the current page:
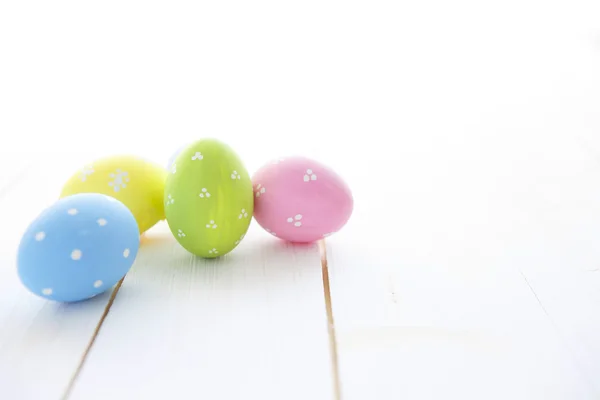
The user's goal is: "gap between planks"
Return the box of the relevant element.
[60,239,342,400]
[60,278,125,400]
[519,270,597,395]
[319,239,343,400]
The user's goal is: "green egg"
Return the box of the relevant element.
[164,138,253,258]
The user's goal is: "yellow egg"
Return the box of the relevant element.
[59,155,167,234]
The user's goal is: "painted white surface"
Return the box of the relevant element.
[0,0,600,399]
[0,160,114,400]
[326,133,600,399]
[69,223,334,400]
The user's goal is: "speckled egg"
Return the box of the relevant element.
[252,156,353,243]
[17,193,140,302]
[165,138,253,258]
[60,155,167,234]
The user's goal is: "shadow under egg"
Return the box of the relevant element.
[139,232,174,247]
[124,231,323,297]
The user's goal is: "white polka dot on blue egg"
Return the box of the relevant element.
[17,193,140,302]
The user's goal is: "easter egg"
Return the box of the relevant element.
[252,156,353,243]
[60,155,167,234]
[17,193,140,302]
[164,138,253,258]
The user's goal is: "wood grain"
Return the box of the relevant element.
[68,222,334,400]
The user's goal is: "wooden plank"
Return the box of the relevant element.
[505,143,600,395]
[323,127,600,399]
[323,150,592,399]
[0,156,114,400]
[327,239,595,400]
[68,222,334,400]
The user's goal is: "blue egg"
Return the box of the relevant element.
[17,193,140,302]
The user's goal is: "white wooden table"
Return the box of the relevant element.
[1,0,600,398]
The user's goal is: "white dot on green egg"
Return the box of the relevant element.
[71,249,82,260]
[97,218,107,226]
[35,231,45,241]
[42,288,53,295]
[67,208,78,215]
[123,248,130,258]
[93,280,103,288]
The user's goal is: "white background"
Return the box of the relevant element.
[1,0,600,399]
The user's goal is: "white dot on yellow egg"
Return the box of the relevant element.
[35,232,45,241]
[71,249,82,260]
[93,280,103,288]
[123,248,130,258]
[42,288,53,295]
[97,218,107,226]
[67,208,78,215]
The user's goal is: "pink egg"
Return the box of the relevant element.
[252,156,353,243]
